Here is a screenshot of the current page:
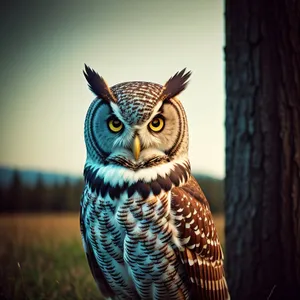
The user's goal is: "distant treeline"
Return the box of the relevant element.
[0,170,224,213]
[0,170,84,212]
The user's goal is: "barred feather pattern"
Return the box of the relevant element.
[172,178,230,299]
[80,160,229,300]
[110,82,163,125]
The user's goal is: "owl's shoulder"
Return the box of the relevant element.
[170,177,230,299]
[171,175,209,208]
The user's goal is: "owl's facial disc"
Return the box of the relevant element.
[85,97,187,170]
[104,101,186,169]
[85,88,188,170]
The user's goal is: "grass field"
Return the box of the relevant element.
[0,213,225,300]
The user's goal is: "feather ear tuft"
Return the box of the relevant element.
[159,68,192,101]
[83,64,117,103]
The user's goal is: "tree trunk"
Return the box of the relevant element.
[225,1,300,299]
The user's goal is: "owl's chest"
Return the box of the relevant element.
[84,187,179,269]
[82,183,187,298]
[84,194,125,262]
[84,188,174,250]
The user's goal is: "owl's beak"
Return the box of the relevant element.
[132,135,141,161]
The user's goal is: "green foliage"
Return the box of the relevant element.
[193,174,224,213]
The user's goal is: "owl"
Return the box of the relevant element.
[80,65,230,300]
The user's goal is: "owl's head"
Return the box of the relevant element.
[83,65,191,174]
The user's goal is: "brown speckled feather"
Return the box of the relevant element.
[171,177,230,300]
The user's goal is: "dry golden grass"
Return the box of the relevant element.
[0,213,100,300]
[0,213,225,300]
[0,213,81,246]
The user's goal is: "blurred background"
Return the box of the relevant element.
[0,0,225,299]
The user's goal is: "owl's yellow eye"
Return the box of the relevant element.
[149,117,164,132]
[108,117,123,133]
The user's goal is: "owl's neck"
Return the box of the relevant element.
[84,157,191,199]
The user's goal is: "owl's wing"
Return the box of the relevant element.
[80,194,114,298]
[171,176,230,299]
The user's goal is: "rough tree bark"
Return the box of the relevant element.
[225,1,300,299]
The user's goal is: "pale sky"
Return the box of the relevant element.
[0,0,225,178]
